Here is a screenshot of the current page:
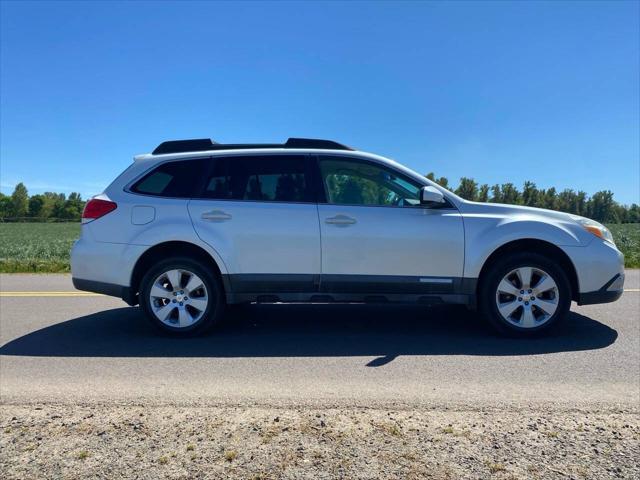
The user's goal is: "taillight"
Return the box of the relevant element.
[82,199,117,223]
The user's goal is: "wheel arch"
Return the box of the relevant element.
[477,238,579,301]
[129,241,229,305]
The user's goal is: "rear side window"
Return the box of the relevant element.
[131,159,209,197]
[201,155,312,203]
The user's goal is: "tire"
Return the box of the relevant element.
[478,252,571,337]
[139,256,225,336]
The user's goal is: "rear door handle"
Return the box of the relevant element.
[325,214,356,225]
[201,210,232,222]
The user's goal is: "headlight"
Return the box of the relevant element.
[576,217,615,245]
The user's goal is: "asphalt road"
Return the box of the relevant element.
[1,272,638,407]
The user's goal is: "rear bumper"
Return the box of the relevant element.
[577,273,625,306]
[71,233,147,306]
[72,277,137,306]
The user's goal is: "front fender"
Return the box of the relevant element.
[462,214,588,279]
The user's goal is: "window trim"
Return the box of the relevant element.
[124,152,457,209]
[313,154,456,210]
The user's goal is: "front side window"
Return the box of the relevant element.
[319,156,421,207]
[201,155,312,203]
[131,159,208,197]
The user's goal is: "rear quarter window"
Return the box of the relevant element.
[131,159,209,197]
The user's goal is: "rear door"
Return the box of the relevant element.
[188,154,321,295]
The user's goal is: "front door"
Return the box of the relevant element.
[316,155,465,295]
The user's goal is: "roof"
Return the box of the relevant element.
[151,137,353,155]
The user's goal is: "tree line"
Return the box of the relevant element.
[426,173,639,224]
[0,183,85,221]
[0,179,638,223]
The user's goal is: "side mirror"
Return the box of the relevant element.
[420,186,445,206]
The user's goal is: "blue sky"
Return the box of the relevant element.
[1,0,638,204]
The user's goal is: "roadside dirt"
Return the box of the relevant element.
[1,402,638,479]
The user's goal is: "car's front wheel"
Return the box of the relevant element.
[479,253,571,336]
[139,257,224,335]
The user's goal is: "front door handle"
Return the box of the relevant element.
[325,214,356,225]
[201,210,232,222]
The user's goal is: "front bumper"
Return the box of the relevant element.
[562,239,624,305]
[577,272,625,305]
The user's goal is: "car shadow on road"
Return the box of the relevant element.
[0,304,618,365]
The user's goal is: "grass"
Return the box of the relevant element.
[607,223,640,268]
[0,222,638,273]
[441,426,471,437]
[375,420,403,437]
[0,222,80,273]
[76,450,90,460]
[485,461,506,474]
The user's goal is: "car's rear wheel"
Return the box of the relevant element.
[479,253,571,336]
[139,257,224,335]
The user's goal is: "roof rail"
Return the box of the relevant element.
[284,138,353,150]
[152,139,217,155]
[151,137,353,155]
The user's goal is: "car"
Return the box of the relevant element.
[71,137,625,336]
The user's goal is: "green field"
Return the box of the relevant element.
[0,222,638,273]
[0,222,81,273]
[607,223,640,268]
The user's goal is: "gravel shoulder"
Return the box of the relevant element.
[2,402,639,480]
[2,272,639,478]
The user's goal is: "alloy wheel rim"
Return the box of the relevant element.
[495,266,559,329]
[149,269,209,328]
